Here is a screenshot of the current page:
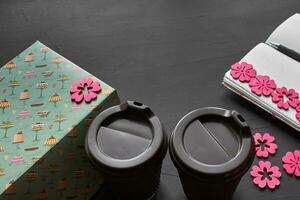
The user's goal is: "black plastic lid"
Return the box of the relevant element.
[169,107,255,181]
[86,101,168,176]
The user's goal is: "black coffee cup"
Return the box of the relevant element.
[86,101,168,200]
[169,107,255,200]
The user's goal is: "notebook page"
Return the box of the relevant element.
[266,13,300,53]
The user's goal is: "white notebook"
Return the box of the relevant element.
[223,14,300,131]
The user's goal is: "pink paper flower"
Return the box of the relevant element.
[250,161,281,190]
[230,62,257,82]
[253,133,278,158]
[271,87,299,110]
[295,105,300,122]
[249,75,276,96]
[70,78,101,103]
[282,150,300,177]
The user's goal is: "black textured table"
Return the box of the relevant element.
[1,0,300,199]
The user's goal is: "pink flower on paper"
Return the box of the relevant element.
[295,105,300,122]
[249,75,276,96]
[253,133,278,158]
[282,150,300,177]
[271,87,299,110]
[230,62,257,82]
[70,78,101,104]
[250,161,281,190]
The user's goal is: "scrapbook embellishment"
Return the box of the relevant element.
[282,150,300,177]
[253,133,278,158]
[230,62,257,82]
[295,105,300,122]
[272,87,299,110]
[230,61,300,121]
[70,78,101,104]
[249,75,276,96]
[250,161,281,190]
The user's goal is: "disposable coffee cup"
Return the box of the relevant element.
[169,107,255,200]
[86,101,168,200]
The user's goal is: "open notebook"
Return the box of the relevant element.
[223,13,300,131]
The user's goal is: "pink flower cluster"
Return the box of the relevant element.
[251,131,300,190]
[251,132,280,190]
[230,62,300,121]
[231,62,300,189]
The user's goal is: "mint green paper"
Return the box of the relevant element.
[0,41,119,200]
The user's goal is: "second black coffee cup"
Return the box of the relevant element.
[169,107,255,200]
[86,101,168,200]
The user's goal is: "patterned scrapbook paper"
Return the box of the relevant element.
[0,41,119,199]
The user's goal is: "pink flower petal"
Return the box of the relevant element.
[262,87,273,96]
[262,133,274,143]
[289,98,299,108]
[271,95,280,102]
[267,143,278,154]
[297,105,300,112]
[249,78,260,87]
[241,62,252,70]
[255,149,263,157]
[86,78,94,86]
[258,161,266,169]
[253,176,263,185]
[288,89,298,98]
[252,86,263,96]
[89,91,97,100]
[281,87,288,93]
[250,166,263,177]
[282,152,296,164]
[261,149,269,158]
[70,83,81,93]
[230,70,241,79]
[258,75,268,82]
[253,133,262,142]
[83,91,97,103]
[247,69,257,78]
[84,94,92,103]
[258,178,267,188]
[80,78,93,86]
[239,73,250,82]
[267,80,276,89]
[270,166,281,178]
[296,112,300,122]
[294,150,300,160]
[71,92,83,103]
[294,167,300,177]
[264,161,271,170]
[283,163,296,174]
[267,177,280,189]
[230,63,240,70]
[80,78,88,86]
[90,82,101,93]
[277,100,289,110]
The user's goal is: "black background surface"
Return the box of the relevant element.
[1,1,300,199]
